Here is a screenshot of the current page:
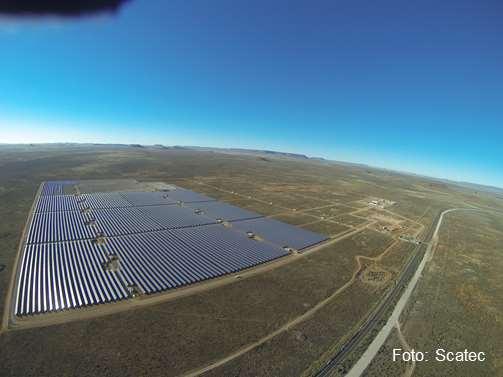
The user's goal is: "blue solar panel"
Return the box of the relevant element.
[172,225,289,272]
[105,226,288,295]
[35,192,135,213]
[120,191,178,206]
[80,192,132,209]
[40,181,77,196]
[90,207,164,236]
[162,187,215,203]
[185,201,263,222]
[15,241,128,315]
[27,211,96,244]
[17,224,290,314]
[35,195,81,213]
[29,206,171,243]
[16,183,325,316]
[230,217,328,251]
[106,231,228,293]
[136,205,216,229]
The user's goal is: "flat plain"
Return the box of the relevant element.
[0,144,502,377]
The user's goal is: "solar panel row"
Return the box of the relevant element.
[89,207,164,236]
[119,191,178,206]
[185,201,263,222]
[35,189,216,214]
[16,227,288,315]
[36,194,81,213]
[80,192,133,209]
[35,192,132,213]
[28,211,96,244]
[15,241,128,315]
[137,205,217,229]
[29,205,217,244]
[35,193,134,214]
[40,181,77,196]
[172,225,287,272]
[31,188,327,250]
[231,217,328,251]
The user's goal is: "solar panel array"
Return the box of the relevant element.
[230,217,328,250]
[137,205,217,229]
[14,181,328,316]
[28,211,96,244]
[40,181,77,196]
[81,192,133,209]
[88,207,164,236]
[36,195,81,213]
[16,241,128,315]
[172,225,287,271]
[120,191,179,206]
[185,201,262,222]
[107,227,287,294]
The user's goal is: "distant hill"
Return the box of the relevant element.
[1,142,500,194]
[447,180,503,195]
[185,146,312,160]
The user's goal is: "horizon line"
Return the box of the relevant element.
[1,141,502,192]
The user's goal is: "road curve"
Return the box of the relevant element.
[344,208,467,377]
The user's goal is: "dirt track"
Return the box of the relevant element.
[180,227,399,377]
[396,321,415,377]
[346,208,471,377]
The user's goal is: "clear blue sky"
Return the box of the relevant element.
[0,0,502,187]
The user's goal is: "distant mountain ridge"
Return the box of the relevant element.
[1,142,500,193]
[442,180,503,195]
[186,146,313,160]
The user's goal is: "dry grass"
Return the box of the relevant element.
[362,328,409,377]
[203,280,390,377]
[365,211,503,377]
[300,220,351,237]
[0,145,501,376]
[271,212,321,226]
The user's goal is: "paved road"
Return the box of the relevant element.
[315,208,462,377]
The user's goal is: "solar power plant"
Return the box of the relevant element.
[231,217,329,251]
[12,181,328,317]
[16,229,289,315]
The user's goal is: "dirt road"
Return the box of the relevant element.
[345,208,467,377]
